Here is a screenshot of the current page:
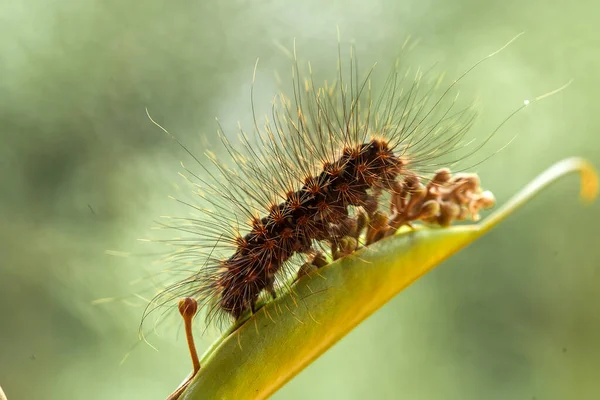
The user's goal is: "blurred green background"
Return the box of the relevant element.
[1,0,599,399]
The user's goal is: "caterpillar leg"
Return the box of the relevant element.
[332,236,359,260]
[363,191,380,217]
[365,210,389,245]
[265,275,277,300]
[349,190,387,245]
[296,252,328,280]
[329,215,361,260]
[355,209,368,241]
[166,298,200,400]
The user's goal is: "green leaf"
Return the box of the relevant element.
[180,157,598,400]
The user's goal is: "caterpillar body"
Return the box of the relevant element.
[146,43,497,328]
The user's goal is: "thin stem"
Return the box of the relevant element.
[166,298,200,400]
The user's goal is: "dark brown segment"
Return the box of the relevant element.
[217,140,403,319]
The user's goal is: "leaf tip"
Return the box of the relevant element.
[572,157,599,203]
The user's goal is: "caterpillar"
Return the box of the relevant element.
[144,40,501,331]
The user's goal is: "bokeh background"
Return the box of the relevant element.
[1,0,599,399]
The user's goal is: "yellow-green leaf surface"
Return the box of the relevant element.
[181,158,598,400]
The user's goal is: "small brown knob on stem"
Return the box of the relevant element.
[166,297,200,400]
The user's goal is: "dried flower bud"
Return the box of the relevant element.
[420,200,440,219]
[438,201,460,226]
[478,190,496,208]
[404,175,420,191]
[385,169,494,233]
[431,168,452,185]
[178,297,198,320]
[457,206,469,221]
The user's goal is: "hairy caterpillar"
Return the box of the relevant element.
[144,39,509,332]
